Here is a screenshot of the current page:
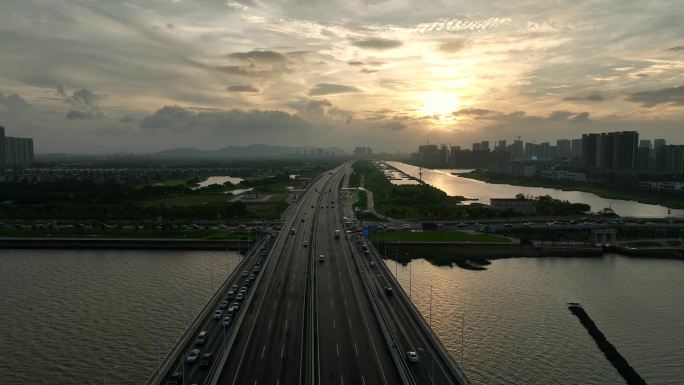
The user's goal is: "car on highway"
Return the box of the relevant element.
[222,315,232,327]
[303,240,309,247]
[199,353,213,368]
[241,270,249,277]
[166,371,182,385]
[319,254,325,263]
[248,273,256,281]
[186,348,201,364]
[227,303,239,313]
[219,300,229,309]
[385,287,394,296]
[194,331,207,346]
[212,309,223,319]
[370,261,375,268]
[407,351,419,363]
[236,293,245,301]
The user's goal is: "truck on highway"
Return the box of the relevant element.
[334,229,341,239]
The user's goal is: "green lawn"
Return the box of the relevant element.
[373,230,510,243]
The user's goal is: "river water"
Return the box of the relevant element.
[0,249,238,385]
[386,254,684,385]
[386,161,684,218]
[2,250,682,384]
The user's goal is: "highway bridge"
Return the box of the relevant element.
[147,163,470,385]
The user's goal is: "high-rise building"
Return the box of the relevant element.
[511,140,524,160]
[0,126,5,165]
[556,139,571,157]
[480,141,490,152]
[582,131,638,170]
[654,139,666,149]
[0,126,34,165]
[639,139,652,149]
[571,138,583,158]
[582,133,599,167]
[353,147,372,157]
[418,144,438,164]
[437,144,449,165]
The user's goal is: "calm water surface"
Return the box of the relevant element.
[2,250,682,384]
[0,249,239,385]
[387,161,684,217]
[386,254,684,385]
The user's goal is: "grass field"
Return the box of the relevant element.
[373,230,510,243]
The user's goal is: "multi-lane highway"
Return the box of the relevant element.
[149,162,470,385]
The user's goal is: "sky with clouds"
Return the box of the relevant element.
[0,0,683,154]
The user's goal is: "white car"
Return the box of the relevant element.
[303,241,309,247]
[407,351,419,363]
[186,348,201,364]
[319,254,325,263]
[212,309,223,319]
[222,316,232,327]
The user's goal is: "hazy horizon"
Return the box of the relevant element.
[1,0,683,154]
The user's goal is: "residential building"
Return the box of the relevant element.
[353,147,373,157]
[0,126,35,165]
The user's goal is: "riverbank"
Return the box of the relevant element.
[458,170,684,210]
[0,237,260,251]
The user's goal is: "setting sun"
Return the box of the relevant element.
[417,90,461,120]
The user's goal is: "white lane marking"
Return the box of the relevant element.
[281,344,285,358]
[348,317,352,329]
[268,320,272,330]
[344,298,348,307]
[277,379,280,385]
[340,376,344,385]
[328,283,331,290]
[261,345,266,359]
[285,319,288,330]
[333,318,336,329]
[253,380,258,385]
[362,376,366,385]
[354,342,359,356]
[288,300,291,309]
[330,298,333,308]
[336,343,340,357]
[273,302,277,310]
[341,282,344,290]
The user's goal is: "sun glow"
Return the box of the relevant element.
[416,90,461,120]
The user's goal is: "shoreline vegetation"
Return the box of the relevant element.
[351,160,592,219]
[457,169,684,210]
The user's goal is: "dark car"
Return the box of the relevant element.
[385,287,394,296]
[199,353,213,368]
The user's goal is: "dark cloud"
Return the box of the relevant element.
[58,87,105,119]
[548,110,575,121]
[347,61,364,66]
[570,112,591,123]
[453,108,500,117]
[119,115,135,124]
[379,120,407,131]
[166,23,175,30]
[66,109,103,120]
[351,38,403,50]
[308,83,362,96]
[360,68,378,73]
[228,50,288,63]
[625,85,684,107]
[563,94,605,102]
[141,105,312,133]
[0,92,30,110]
[438,39,467,53]
[227,84,260,92]
[667,45,684,51]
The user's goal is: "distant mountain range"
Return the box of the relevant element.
[152,144,348,158]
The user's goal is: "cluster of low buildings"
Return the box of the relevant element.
[0,126,34,165]
[412,131,684,192]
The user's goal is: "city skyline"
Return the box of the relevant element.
[1,1,683,154]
